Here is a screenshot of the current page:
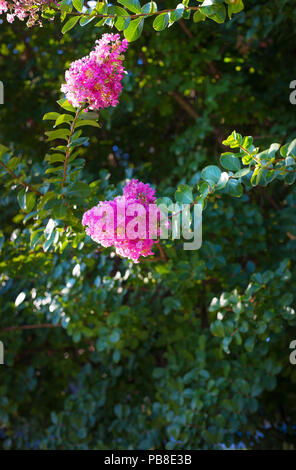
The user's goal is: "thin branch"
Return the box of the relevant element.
[240,145,261,166]
[141,256,165,262]
[258,188,280,210]
[178,19,194,39]
[240,145,296,173]
[62,106,84,189]
[169,91,198,120]
[0,160,42,196]
[231,327,239,337]
[0,323,62,333]
[55,5,201,20]
[158,242,168,261]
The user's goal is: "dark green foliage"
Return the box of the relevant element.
[0,0,296,450]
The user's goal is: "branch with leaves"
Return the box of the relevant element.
[156,131,296,224]
[1,122,296,258]
[57,0,245,42]
[0,0,245,40]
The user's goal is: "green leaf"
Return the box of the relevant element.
[233,168,250,178]
[68,181,91,198]
[251,167,263,186]
[198,181,210,198]
[0,145,9,159]
[141,1,157,15]
[285,156,295,167]
[210,320,225,337]
[114,403,122,418]
[75,120,101,129]
[57,98,76,112]
[41,8,56,20]
[61,16,80,34]
[175,184,193,204]
[280,292,294,307]
[80,12,97,26]
[26,192,36,212]
[200,1,226,23]
[287,138,296,157]
[59,0,73,14]
[226,0,244,18]
[118,0,141,14]
[215,171,229,190]
[281,138,296,158]
[17,188,26,210]
[115,14,131,31]
[222,131,243,148]
[44,218,57,240]
[23,211,38,224]
[170,4,185,22]
[45,165,64,174]
[94,18,108,27]
[52,203,68,220]
[153,12,170,31]
[124,17,144,41]
[43,112,60,121]
[201,165,221,186]
[30,230,43,249]
[257,143,280,164]
[183,8,191,19]
[220,152,241,171]
[45,129,70,141]
[7,157,21,171]
[69,137,89,147]
[285,173,296,185]
[45,153,66,163]
[193,10,206,22]
[222,336,232,354]
[73,0,83,12]
[109,329,121,343]
[96,1,108,14]
[54,114,74,127]
[80,111,99,121]
[225,179,243,197]
[242,153,254,166]
[61,315,70,328]
[108,5,126,16]
[156,197,173,207]
[245,336,255,352]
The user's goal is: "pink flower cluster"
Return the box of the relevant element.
[0,0,53,26]
[82,180,160,263]
[61,34,129,111]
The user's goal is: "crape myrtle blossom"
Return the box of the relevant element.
[61,34,129,111]
[82,180,165,263]
[0,0,54,26]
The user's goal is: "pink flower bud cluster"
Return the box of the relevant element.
[82,180,161,263]
[0,0,53,26]
[61,34,129,111]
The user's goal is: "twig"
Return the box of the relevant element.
[178,19,194,39]
[240,145,261,165]
[0,323,62,333]
[55,5,201,20]
[62,106,84,189]
[0,160,42,196]
[240,145,296,173]
[158,242,168,261]
[169,91,198,120]
[231,328,239,337]
[259,188,280,210]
